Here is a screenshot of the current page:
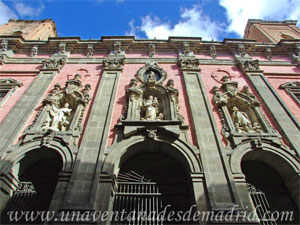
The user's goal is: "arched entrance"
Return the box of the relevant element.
[1,147,63,224]
[99,138,203,225]
[242,161,299,224]
[113,152,196,224]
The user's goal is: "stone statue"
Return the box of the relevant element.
[141,95,160,120]
[232,106,252,132]
[252,122,263,133]
[43,103,72,131]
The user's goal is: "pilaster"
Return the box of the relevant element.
[179,57,244,215]
[60,56,124,211]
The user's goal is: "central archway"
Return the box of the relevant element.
[114,152,196,224]
[99,137,204,224]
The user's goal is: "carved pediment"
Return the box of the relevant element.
[280,81,300,89]
[0,78,23,88]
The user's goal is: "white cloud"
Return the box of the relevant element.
[125,19,137,36]
[14,2,45,17]
[220,0,300,37]
[0,1,17,25]
[131,5,223,40]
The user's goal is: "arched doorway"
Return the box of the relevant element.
[242,161,299,225]
[1,147,63,224]
[104,139,201,225]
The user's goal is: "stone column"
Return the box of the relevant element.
[60,57,124,211]
[178,59,243,214]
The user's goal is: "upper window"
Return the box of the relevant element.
[0,78,22,108]
[280,81,300,106]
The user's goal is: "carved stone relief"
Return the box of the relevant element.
[123,62,183,122]
[23,74,91,146]
[42,57,67,71]
[0,40,8,53]
[30,45,38,57]
[238,44,247,57]
[110,41,125,55]
[103,58,125,70]
[237,59,260,72]
[180,42,194,56]
[210,46,217,59]
[118,62,188,141]
[0,39,13,57]
[212,76,279,147]
[148,43,155,57]
[264,47,272,60]
[178,58,200,70]
[87,44,94,57]
[135,61,167,84]
[290,45,300,65]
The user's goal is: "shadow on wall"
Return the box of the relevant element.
[0,140,299,225]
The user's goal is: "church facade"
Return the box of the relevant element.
[0,19,299,224]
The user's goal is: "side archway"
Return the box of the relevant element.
[0,139,75,220]
[230,141,300,224]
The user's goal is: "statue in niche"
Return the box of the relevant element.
[42,103,72,131]
[232,106,253,132]
[141,95,162,120]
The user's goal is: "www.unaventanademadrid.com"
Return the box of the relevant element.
[3,205,297,223]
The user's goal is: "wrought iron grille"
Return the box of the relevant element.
[243,161,300,225]
[113,171,191,225]
[0,89,9,101]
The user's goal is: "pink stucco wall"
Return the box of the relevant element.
[107,63,197,146]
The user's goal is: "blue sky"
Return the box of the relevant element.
[0,0,300,41]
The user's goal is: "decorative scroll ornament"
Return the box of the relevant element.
[178,58,200,70]
[103,58,125,70]
[212,76,279,147]
[135,61,167,84]
[149,43,155,57]
[30,45,38,57]
[87,44,94,57]
[42,57,67,71]
[237,59,260,72]
[210,45,217,59]
[264,47,272,61]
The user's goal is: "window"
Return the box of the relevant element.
[0,78,22,107]
[280,81,300,106]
